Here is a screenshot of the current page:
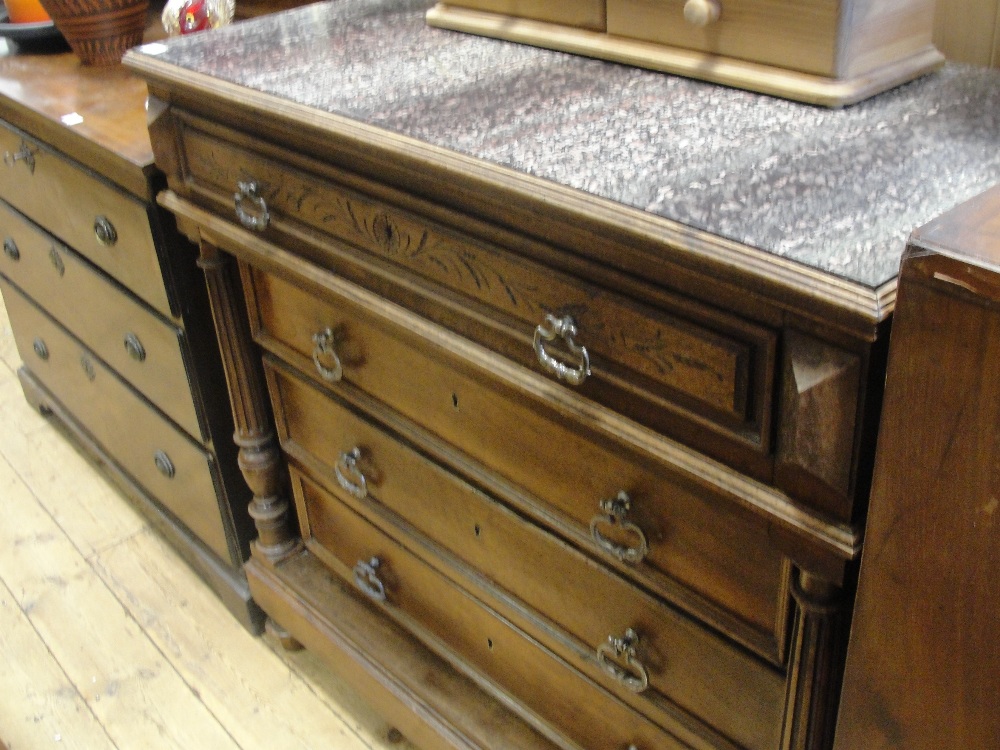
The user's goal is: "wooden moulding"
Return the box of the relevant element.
[425,4,945,107]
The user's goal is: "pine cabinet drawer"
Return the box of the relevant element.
[0,201,202,438]
[271,364,785,750]
[1,279,230,560]
[247,265,789,660]
[293,467,739,750]
[440,0,606,29]
[606,0,840,76]
[179,124,778,474]
[0,122,170,316]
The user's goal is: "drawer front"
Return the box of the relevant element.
[0,122,170,316]
[443,0,607,29]
[249,266,788,660]
[293,468,708,750]
[181,126,777,467]
[606,0,839,76]
[1,279,230,560]
[271,365,785,750]
[0,201,202,438]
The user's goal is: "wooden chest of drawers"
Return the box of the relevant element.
[0,55,261,631]
[124,4,1000,749]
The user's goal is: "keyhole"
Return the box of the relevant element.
[451,392,459,409]
[487,638,494,650]
[474,523,482,537]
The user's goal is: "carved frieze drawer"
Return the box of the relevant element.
[1,278,231,560]
[246,262,791,661]
[0,120,170,317]
[0,200,202,439]
[176,121,779,478]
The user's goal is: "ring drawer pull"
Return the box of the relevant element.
[335,447,368,499]
[596,627,649,693]
[93,216,118,247]
[353,556,387,602]
[234,180,270,231]
[311,328,343,382]
[590,491,649,565]
[533,313,590,385]
[3,140,35,173]
[3,238,19,261]
[153,449,175,479]
[124,332,146,362]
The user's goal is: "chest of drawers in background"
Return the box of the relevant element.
[0,55,261,632]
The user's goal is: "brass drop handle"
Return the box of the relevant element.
[684,0,721,26]
[124,332,146,362]
[533,313,590,386]
[353,556,387,602]
[311,328,343,382]
[234,180,270,231]
[3,140,35,173]
[3,238,19,261]
[596,628,650,693]
[589,491,649,565]
[335,447,368,499]
[94,216,118,247]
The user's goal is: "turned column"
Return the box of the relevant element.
[781,568,845,750]
[197,241,300,563]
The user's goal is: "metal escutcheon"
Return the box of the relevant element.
[533,313,590,385]
[3,140,35,173]
[312,328,343,382]
[335,447,368,499]
[353,556,387,602]
[3,238,19,261]
[94,216,117,247]
[596,628,650,693]
[234,180,270,231]
[589,491,649,565]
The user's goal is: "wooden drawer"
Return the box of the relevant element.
[0,201,202,439]
[293,467,736,750]
[248,265,789,660]
[441,0,606,29]
[1,278,230,560]
[0,122,170,317]
[179,125,777,473]
[606,0,840,76]
[271,364,786,750]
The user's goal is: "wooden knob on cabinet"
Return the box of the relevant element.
[683,0,720,26]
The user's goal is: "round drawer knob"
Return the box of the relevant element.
[3,237,19,261]
[684,0,721,26]
[49,246,65,276]
[94,216,118,247]
[80,354,96,381]
[124,332,146,362]
[153,450,175,479]
[32,337,49,360]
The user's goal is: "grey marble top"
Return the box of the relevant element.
[135,0,1000,288]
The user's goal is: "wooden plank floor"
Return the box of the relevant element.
[0,291,418,750]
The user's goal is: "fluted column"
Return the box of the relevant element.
[197,241,300,563]
[781,568,845,750]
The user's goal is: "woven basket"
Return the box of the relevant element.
[39,0,149,65]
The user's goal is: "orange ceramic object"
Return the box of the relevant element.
[3,0,51,23]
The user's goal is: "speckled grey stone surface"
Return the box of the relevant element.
[135,0,1000,288]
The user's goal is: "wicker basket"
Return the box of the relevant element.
[39,0,148,65]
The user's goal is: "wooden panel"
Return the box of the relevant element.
[444,0,606,29]
[252,267,789,658]
[0,201,201,438]
[838,0,937,77]
[1,279,231,561]
[294,469,725,750]
[607,0,840,76]
[932,0,1000,67]
[0,121,169,316]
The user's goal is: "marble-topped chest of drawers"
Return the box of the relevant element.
[125,2,1000,748]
